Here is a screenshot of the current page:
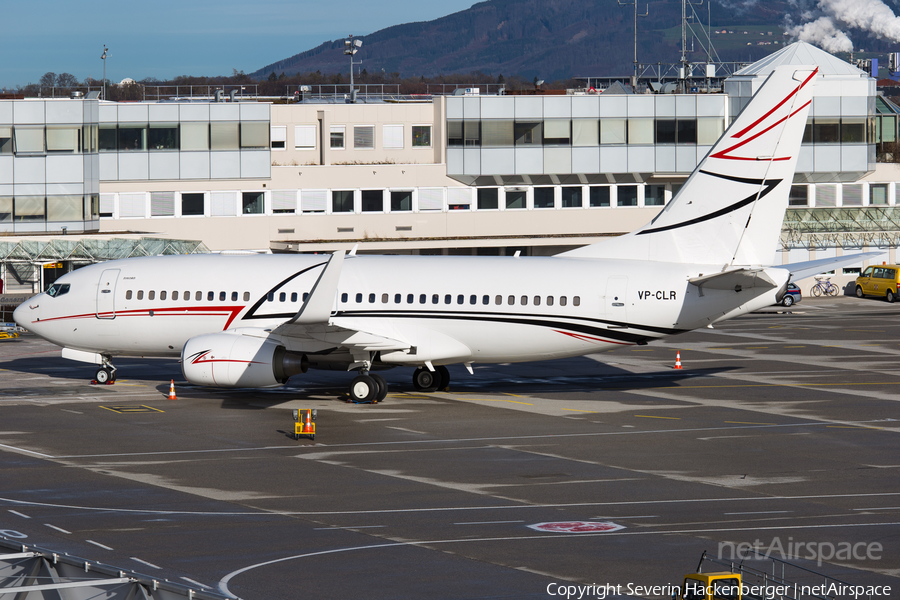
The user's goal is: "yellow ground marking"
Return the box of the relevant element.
[504,393,526,397]
[471,399,534,406]
[826,425,883,430]
[561,408,599,413]
[746,347,769,349]
[725,421,776,425]
[634,415,680,420]
[823,345,842,347]
[709,347,732,350]
[859,344,881,346]
[784,346,806,348]
[99,405,164,414]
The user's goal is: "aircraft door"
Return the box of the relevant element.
[96,269,120,319]
[605,276,628,323]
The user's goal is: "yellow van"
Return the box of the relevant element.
[855,264,900,302]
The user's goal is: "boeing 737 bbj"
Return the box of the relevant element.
[15,66,857,403]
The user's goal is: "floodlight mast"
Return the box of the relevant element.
[343,35,363,101]
[101,46,108,101]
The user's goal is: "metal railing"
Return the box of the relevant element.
[143,84,259,102]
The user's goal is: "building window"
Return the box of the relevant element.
[813,118,840,144]
[242,192,264,214]
[534,187,554,209]
[505,189,526,209]
[677,119,697,144]
[14,197,44,221]
[211,122,239,150]
[656,119,676,144]
[627,119,654,144]
[271,126,286,150]
[870,183,888,205]
[572,119,599,146]
[561,187,582,208]
[332,190,354,213]
[697,118,725,145]
[330,126,345,149]
[412,125,431,147]
[354,125,374,149]
[645,185,665,206]
[390,191,412,212]
[617,186,638,207]
[361,190,383,212]
[589,186,611,207]
[789,185,809,207]
[99,125,117,152]
[600,119,626,144]
[515,122,541,145]
[117,125,147,151]
[842,118,866,143]
[181,193,206,217]
[181,122,209,151]
[482,121,514,147]
[295,125,316,150]
[240,122,269,149]
[383,124,403,149]
[477,188,499,210]
[46,127,81,153]
[148,124,178,150]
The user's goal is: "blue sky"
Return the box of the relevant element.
[0,0,475,87]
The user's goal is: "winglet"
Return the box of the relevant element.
[291,251,345,324]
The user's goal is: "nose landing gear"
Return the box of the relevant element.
[93,357,117,384]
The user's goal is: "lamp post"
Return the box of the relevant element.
[343,35,363,101]
[101,46,108,100]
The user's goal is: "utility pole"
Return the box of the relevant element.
[617,0,648,92]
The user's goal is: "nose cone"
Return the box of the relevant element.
[13,297,39,332]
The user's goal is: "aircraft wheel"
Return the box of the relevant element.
[95,367,111,384]
[349,375,377,404]
[856,286,864,299]
[435,365,450,391]
[412,366,438,392]
[370,373,388,402]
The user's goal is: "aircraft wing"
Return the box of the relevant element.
[689,268,777,292]
[771,251,884,281]
[269,250,412,356]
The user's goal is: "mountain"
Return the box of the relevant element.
[250,0,884,81]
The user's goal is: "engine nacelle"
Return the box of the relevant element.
[181,331,308,388]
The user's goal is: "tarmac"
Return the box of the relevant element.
[0,296,898,599]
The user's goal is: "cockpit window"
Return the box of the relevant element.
[46,283,70,298]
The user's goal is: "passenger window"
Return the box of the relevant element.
[369,293,375,303]
[495,295,502,305]
[341,293,348,302]
[184,291,190,301]
[232,291,238,301]
[457,294,464,304]
[160,291,167,301]
[208,292,215,301]
[292,292,298,302]
[533,296,541,306]
[195,291,202,301]
[267,292,275,302]
[560,296,567,306]
[243,292,250,301]
[547,296,554,306]
[137,290,144,300]
[432,294,439,304]
[407,294,414,304]
[382,293,388,303]
[280,292,287,302]
[394,293,401,303]
[417,294,425,303]
[173,291,179,301]
[219,291,226,301]
[508,295,515,305]
[445,294,451,304]
[303,292,309,301]
[573,296,581,306]
[482,295,489,305]
[355,293,363,303]
[469,295,477,305]
[126,290,133,300]
[521,295,528,305]
[148,291,156,301]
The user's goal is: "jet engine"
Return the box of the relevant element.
[181,331,308,388]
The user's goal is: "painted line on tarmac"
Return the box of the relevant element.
[216,520,900,599]
[131,557,162,570]
[2,491,900,518]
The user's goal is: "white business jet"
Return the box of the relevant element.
[15,66,852,403]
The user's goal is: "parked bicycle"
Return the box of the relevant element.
[811,276,840,297]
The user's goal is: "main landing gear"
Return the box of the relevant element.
[348,372,388,404]
[412,365,450,392]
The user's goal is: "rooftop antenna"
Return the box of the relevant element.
[618,0,648,92]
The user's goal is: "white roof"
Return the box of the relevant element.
[734,41,866,78]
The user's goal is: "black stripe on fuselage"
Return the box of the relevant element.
[637,170,781,236]
[334,309,686,344]
[241,262,328,321]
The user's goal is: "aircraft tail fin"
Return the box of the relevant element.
[562,65,818,266]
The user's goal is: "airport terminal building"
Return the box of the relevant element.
[2,41,899,295]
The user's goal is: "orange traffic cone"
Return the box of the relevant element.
[168,379,177,400]
[673,351,683,370]
[305,410,312,433]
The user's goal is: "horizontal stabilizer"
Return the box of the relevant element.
[772,251,883,281]
[689,268,777,292]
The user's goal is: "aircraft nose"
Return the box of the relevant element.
[13,298,38,331]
